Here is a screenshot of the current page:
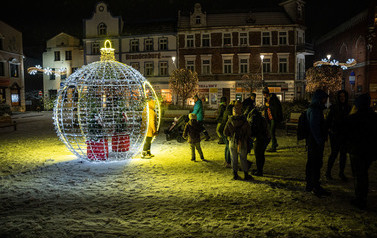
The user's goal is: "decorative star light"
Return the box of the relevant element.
[314,57,357,70]
[45,67,52,75]
[27,65,67,76]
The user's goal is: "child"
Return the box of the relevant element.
[183,113,205,161]
[224,101,253,180]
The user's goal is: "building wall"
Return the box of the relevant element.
[0,21,25,112]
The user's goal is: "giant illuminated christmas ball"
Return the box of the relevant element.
[53,40,160,161]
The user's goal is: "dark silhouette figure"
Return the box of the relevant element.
[192,95,210,141]
[216,96,227,144]
[183,113,205,161]
[345,94,377,209]
[306,89,331,197]
[219,100,235,168]
[263,87,283,152]
[242,93,256,116]
[326,90,351,181]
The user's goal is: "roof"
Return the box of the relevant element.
[122,19,177,36]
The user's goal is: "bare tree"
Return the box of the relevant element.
[169,69,199,108]
[241,73,263,93]
[305,65,342,94]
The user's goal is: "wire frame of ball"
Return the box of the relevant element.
[53,60,160,161]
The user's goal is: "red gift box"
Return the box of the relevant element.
[86,139,109,160]
[112,134,130,152]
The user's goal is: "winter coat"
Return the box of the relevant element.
[327,90,351,136]
[218,104,234,136]
[216,102,227,123]
[307,90,328,146]
[142,101,157,137]
[264,93,283,123]
[183,119,204,144]
[247,108,270,140]
[242,97,255,115]
[192,99,204,121]
[223,115,251,150]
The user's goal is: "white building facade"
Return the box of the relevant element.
[0,21,25,112]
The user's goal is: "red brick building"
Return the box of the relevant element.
[177,1,312,107]
[315,2,377,105]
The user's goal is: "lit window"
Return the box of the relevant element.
[145,62,154,76]
[54,51,60,61]
[186,35,194,48]
[10,64,19,78]
[223,33,232,46]
[239,32,248,45]
[11,94,19,103]
[262,32,271,45]
[202,59,211,75]
[186,60,195,72]
[145,39,153,51]
[159,38,168,50]
[130,40,139,52]
[223,59,232,74]
[240,58,248,74]
[202,34,210,47]
[279,32,287,45]
[98,23,107,35]
[279,57,288,73]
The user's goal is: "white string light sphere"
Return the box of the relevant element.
[53,40,160,161]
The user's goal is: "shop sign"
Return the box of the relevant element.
[209,88,218,93]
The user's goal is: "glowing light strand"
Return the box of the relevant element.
[314,58,357,69]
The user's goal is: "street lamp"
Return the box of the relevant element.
[327,54,331,61]
[171,56,176,68]
[260,55,264,86]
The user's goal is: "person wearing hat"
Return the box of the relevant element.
[345,93,377,209]
[216,96,227,144]
[183,113,205,161]
[223,101,253,180]
[242,93,256,116]
[192,95,210,141]
[262,87,283,152]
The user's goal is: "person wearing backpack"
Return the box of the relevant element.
[192,95,210,141]
[325,90,351,181]
[345,94,377,210]
[224,101,253,180]
[262,87,283,152]
[247,108,270,176]
[306,89,331,197]
[183,113,205,162]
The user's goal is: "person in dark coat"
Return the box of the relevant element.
[325,90,351,181]
[306,89,331,197]
[183,113,205,161]
[224,101,253,180]
[242,93,256,116]
[345,94,377,209]
[219,100,235,168]
[216,96,227,144]
[192,95,210,141]
[263,87,283,152]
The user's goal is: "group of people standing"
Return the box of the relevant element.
[182,88,376,210]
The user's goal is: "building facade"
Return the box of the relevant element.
[178,1,312,107]
[0,21,25,112]
[315,3,377,105]
[83,2,177,103]
[42,32,83,100]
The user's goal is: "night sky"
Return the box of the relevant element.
[0,0,372,59]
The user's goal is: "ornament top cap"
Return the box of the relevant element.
[100,40,115,61]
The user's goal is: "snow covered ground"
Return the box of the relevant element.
[0,111,376,237]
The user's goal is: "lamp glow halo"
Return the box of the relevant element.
[53,41,160,161]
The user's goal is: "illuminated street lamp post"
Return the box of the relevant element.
[260,55,264,87]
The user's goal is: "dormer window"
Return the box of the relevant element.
[98,23,107,36]
[196,16,201,24]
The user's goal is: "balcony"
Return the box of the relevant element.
[296,43,314,55]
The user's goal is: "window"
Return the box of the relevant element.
[0,88,5,103]
[159,61,168,76]
[61,73,67,80]
[262,32,271,45]
[186,60,195,72]
[131,62,140,71]
[145,62,154,76]
[239,32,248,45]
[72,67,78,73]
[159,38,168,50]
[279,32,287,45]
[0,38,3,50]
[202,59,211,75]
[65,51,72,60]
[223,33,232,46]
[223,59,232,74]
[202,34,210,47]
[54,51,60,61]
[240,58,248,74]
[49,89,57,99]
[98,23,107,35]
[196,16,201,24]
[186,35,194,48]
[0,62,4,76]
[11,93,19,105]
[50,68,55,80]
[92,42,100,54]
[263,58,271,73]
[130,40,139,52]
[10,64,19,77]
[145,39,153,51]
[279,57,288,73]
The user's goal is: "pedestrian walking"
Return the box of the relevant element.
[216,96,227,144]
[192,95,210,141]
[142,100,157,159]
[219,100,235,168]
[305,89,331,197]
[262,87,283,152]
[325,90,351,181]
[183,113,205,161]
[224,101,253,180]
[345,94,377,209]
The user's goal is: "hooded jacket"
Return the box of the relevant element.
[192,99,204,121]
[307,89,328,145]
[183,119,204,143]
[142,101,157,137]
[223,115,251,149]
[327,90,351,135]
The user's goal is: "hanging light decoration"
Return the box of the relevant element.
[53,40,161,161]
